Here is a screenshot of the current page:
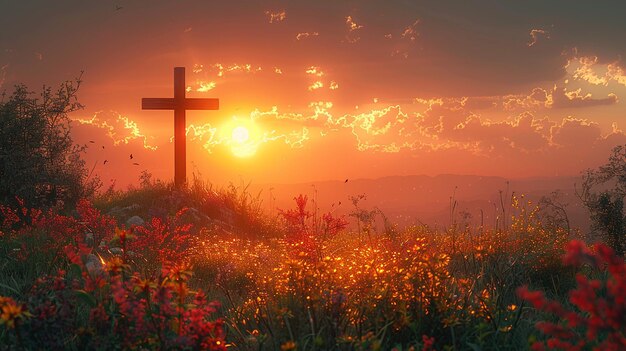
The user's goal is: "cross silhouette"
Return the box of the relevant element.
[142,67,219,187]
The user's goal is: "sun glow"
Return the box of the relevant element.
[221,117,261,158]
[232,126,250,144]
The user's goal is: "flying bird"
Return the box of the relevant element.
[129,154,133,159]
[103,160,108,165]
[345,179,349,183]
[88,140,95,143]
[132,162,139,166]
[102,146,105,149]
[115,5,123,11]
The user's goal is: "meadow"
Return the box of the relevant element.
[0,180,624,350]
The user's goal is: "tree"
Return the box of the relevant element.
[0,78,99,210]
[579,145,626,256]
[538,190,571,235]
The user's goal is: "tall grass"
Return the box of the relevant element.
[0,185,623,350]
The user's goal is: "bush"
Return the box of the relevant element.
[518,240,626,350]
[0,79,98,211]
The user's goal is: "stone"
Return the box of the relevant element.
[107,203,141,218]
[85,232,94,246]
[84,254,104,275]
[126,215,145,227]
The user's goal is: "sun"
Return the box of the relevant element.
[232,126,250,144]
[221,117,261,158]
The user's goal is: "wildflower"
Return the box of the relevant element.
[422,335,435,351]
[105,256,127,275]
[519,240,626,350]
[0,296,29,329]
[281,340,297,351]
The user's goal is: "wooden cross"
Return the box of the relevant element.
[142,67,219,188]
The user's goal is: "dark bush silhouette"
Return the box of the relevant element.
[0,78,98,210]
[580,145,626,256]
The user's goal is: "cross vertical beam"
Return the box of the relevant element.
[142,67,219,188]
[174,67,186,188]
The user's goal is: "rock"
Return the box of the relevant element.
[107,204,141,218]
[108,247,135,258]
[84,254,104,275]
[85,232,94,246]
[187,207,213,223]
[126,215,145,227]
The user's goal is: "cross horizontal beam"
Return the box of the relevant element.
[142,98,219,110]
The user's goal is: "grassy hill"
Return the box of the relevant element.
[0,179,623,350]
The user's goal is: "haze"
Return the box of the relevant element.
[1,0,626,190]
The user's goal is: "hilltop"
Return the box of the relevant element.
[251,173,588,230]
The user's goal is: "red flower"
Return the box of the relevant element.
[519,240,626,350]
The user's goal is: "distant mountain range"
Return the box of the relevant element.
[249,174,590,232]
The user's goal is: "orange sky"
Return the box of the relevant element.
[2,1,626,188]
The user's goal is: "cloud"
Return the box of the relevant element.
[419,84,618,113]
[550,118,602,147]
[305,66,324,77]
[307,81,324,91]
[460,96,498,110]
[296,32,319,40]
[568,56,626,88]
[411,101,624,161]
[391,49,409,59]
[205,63,262,78]
[401,19,420,41]
[549,86,618,108]
[72,111,157,151]
[185,117,312,154]
[196,81,216,92]
[527,29,549,47]
[265,10,286,23]
[192,64,203,73]
[439,113,552,154]
[346,15,363,32]
[345,15,363,43]
[189,62,262,87]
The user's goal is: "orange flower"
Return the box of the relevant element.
[281,340,297,351]
[0,296,29,329]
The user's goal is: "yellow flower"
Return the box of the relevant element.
[105,256,127,274]
[0,297,28,329]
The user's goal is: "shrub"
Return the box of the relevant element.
[518,240,626,350]
[0,80,99,211]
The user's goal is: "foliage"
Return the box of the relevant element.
[579,145,626,256]
[2,189,624,350]
[128,207,195,268]
[200,194,571,350]
[0,200,226,350]
[93,173,280,240]
[0,80,99,211]
[0,262,226,350]
[518,240,626,350]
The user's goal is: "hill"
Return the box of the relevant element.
[250,174,589,231]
